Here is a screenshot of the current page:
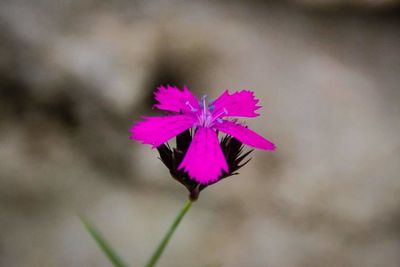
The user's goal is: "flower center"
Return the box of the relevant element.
[186,96,228,128]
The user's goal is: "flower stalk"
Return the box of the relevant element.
[145,199,193,267]
[83,85,276,267]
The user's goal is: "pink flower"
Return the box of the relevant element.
[130,85,275,185]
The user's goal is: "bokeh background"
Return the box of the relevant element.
[1,0,400,266]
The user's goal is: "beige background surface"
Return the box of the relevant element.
[1,1,400,266]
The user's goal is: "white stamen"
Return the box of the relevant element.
[201,95,207,114]
[210,108,228,122]
[185,101,197,112]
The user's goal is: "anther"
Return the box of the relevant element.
[185,101,197,112]
[211,108,229,122]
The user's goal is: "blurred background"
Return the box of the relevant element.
[1,0,400,266]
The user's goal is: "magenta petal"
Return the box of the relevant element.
[214,120,275,150]
[154,85,200,113]
[178,127,228,184]
[211,90,261,118]
[130,114,195,148]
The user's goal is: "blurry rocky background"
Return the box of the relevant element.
[1,0,400,266]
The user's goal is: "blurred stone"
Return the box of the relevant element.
[0,1,400,267]
[292,0,399,9]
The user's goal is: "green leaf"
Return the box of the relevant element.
[80,215,129,267]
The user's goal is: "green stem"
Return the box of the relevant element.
[145,199,193,267]
[80,215,128,267]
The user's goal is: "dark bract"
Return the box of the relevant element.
[157,129,253,201]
